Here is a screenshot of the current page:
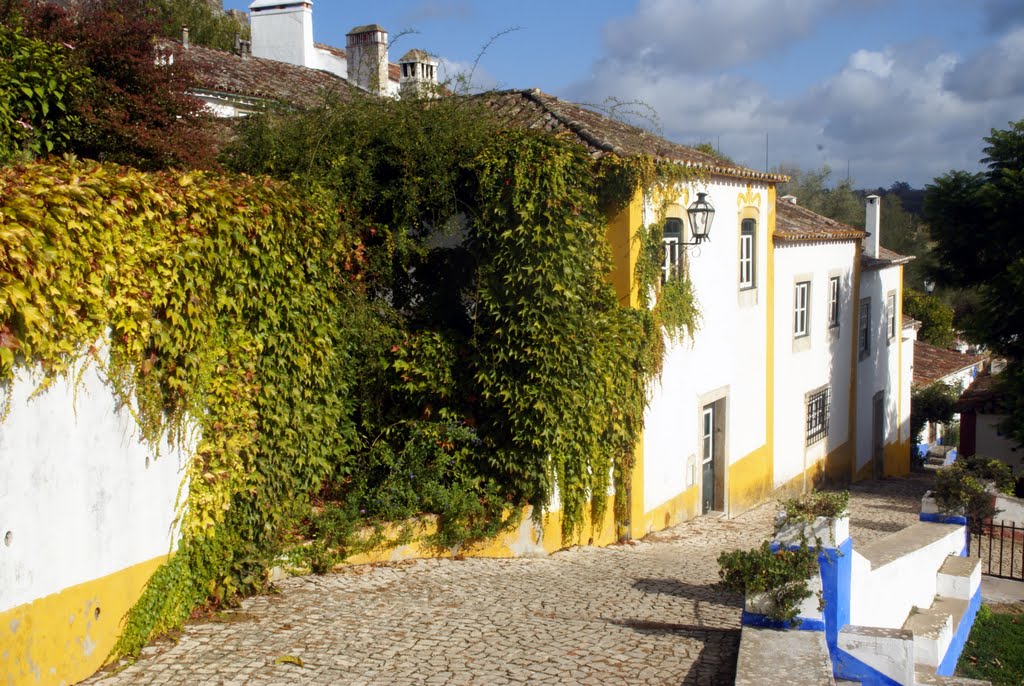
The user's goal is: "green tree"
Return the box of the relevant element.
[776,164,863,228]
[903,287,955,347]
[910,381,959,446]
[925,119,1024,443]
[154,0,249,52]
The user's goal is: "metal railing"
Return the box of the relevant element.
[967,518,1024,581]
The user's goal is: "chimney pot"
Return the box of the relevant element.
[865,194,881,258]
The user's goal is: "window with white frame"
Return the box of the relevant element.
[662,217,684,283]
[828,276,840,328]
[794,281,810,337]
[739,218,756,289]
[806,386,830,446]
[859,298,871,358]
[887,291,897,341]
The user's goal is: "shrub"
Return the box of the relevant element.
[718,541,820,626]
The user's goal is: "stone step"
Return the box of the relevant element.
[735,626,835,685]
[914,667,991,685]
[857,522,964,570]
[936,555,980,600]
[903,597,968,668]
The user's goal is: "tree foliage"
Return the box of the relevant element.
[910,381,960,445]
[12,0,215,169]
[154,0,249,52]
[925,120,1024,444]
[903,287,955,347]
[0,19,88,162]
[775,164,864,228]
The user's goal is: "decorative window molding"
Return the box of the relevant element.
[859,298,871,359]
[828,276,841,329]
[806,385,830,446]
[662,217,684,283]
[887,290,897,343]
[739,218,756,290]
[794,281,810,337]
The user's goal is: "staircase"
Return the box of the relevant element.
[837,521,983,685]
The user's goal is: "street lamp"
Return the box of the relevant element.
[684,192,716,245]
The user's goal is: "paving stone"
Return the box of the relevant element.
[83,474,932,685]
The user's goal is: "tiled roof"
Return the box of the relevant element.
[477,89,789,183]
[902,314,922,330]
[164,40,351,108]
[956,368,1005,413]
[913,341,984,387]
[862,245,913,271]
[774,199,866,243]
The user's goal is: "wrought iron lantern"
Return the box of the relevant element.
[685,192,715,245]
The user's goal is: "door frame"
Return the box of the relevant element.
[698,386,729,515]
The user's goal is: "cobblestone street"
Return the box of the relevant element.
[86,474,933,686]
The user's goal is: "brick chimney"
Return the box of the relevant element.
[347,24,389,94]
[248,0,315,68]
[865,194,881,258]
[398,49,438,98]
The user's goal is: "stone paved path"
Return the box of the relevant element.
[86,474,933,686]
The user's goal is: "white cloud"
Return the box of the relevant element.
[944,26,1024,101]
[602,0,862,72]
[437,57,500,92]
[564,38,1024,187]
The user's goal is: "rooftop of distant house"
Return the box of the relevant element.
[956,364,1006,413]
[913,340,985,387]
[478,89,789,183]
[774,196,867,243]
[162,39,353,108]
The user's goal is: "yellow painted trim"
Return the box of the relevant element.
[728,444,774,516]
[342,500,620,565]
[605,190,645,308]
[2,555,167,686]
[633,485,700,536]
[774,441,854,498]
[891,265,910,477]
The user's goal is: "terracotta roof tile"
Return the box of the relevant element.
[913,340,984,387]
[862,245,914,270]
[476,89,789,183]
[774,199,866,243]
[164,40,351,109]
[956,368,1005,413]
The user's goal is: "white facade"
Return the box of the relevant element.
[855,261,906,476]
[772,240,858,489]
[642,179,771,519]
[0,358,187,615]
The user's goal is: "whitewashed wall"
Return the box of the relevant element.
[772,241,857,489]
[855,265,903,474]
[643,179,770,515]
[0,358,187,614]
[975,413,1023,472]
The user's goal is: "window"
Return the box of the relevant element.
[887,291,897,341]
[828,277,840,328]
[858,298,871,358]
[739,219,756,289]
[662,217,684,283]
[806,386,830,446]
[794,281,810,337]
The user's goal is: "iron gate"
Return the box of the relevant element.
[967,518,1024,581]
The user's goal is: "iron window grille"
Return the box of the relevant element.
[806,386,830,446]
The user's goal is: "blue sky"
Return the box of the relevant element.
[223,0,1024,189]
